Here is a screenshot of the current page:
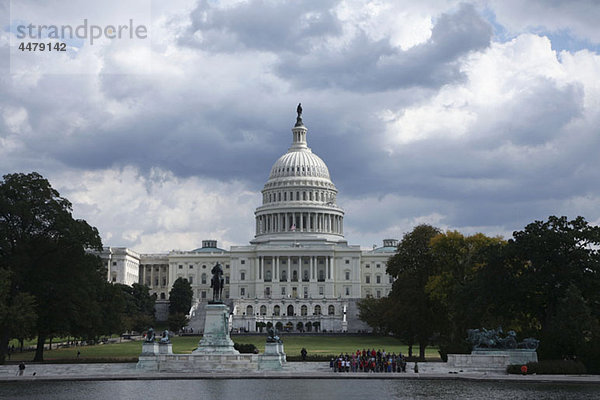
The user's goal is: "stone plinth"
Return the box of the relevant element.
[193,303,239,355]
[141,342,158,356]
[258,342,286,370]
[138,353,259,372]
[158,343,173,354]
[447,354,509,373]
[472,349,538,365]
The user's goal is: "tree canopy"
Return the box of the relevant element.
[169,277,193,316]
[0,172,106,362]
[358,216,600,370]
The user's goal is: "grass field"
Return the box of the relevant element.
[6,335,440,362]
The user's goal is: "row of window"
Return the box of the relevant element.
[240,286,353,297]
[177,263,230,270]
[242,304,337,316]
[264,189,335,204]
[241,269,326,282]
[271,163,326,177]
[364,275,393,284]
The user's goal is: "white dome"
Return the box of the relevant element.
[268,150,331,180]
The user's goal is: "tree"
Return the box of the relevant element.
[169,278,193,316]
[426,231,506,357]
[312,321,320,332]
[506,216,600,359]
[385,224,441,360]
[357,297,390,334]
[0,269,37,362]
[0,172,105,362]
[117,283,156,333]
[256,321,266,332]
[167,313,190,333]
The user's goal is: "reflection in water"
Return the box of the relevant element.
[1,379,599,400]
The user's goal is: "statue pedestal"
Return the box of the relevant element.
[472,349,538,365]
[193,303,239,354]
[158,343,173,354]
[141,342,159,355]
[259,341,286,370]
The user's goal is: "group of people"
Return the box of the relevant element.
[330,349,410,373]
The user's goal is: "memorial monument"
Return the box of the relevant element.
[192,262,239,354]
[467,327,539,365]
[138,262,261,372]
[444,327,539,373]
[258,327,286,370]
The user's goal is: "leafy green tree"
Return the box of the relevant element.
[507,216,600,359]
[543,284,598,359]
[169,278,193,315]
[385,224,441,360]
[0,172,104,362]
[357,297,390,334]
[426,231,506,356]
[111,283,156,333]
[167,313,189,333]
[0,269,37,363]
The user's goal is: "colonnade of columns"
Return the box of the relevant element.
[256,211,343,235]
[140,264,169,287]
[254,255,333,283]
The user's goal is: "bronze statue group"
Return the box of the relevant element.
[330,349,408,373]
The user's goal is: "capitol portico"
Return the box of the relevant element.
[103,106,397,332]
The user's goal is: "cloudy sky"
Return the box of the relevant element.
[1,0,599,253]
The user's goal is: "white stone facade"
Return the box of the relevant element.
[104,111,397,332]
[102,247,140,287]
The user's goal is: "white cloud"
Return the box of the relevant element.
[381,33,598,147]
[50,166,259,252]
[489,0,600,43]
[2,0,600,253]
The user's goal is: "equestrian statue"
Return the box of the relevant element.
[210,262,225,302]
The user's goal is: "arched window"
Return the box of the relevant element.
[319,270,325,281]
[274,305,281,316]
[260,305,267,315]
[314,305,321,315]
[287,305,294,316]
[328,305,335,315]
[303,270,309,281]
[292,270,298,281]
[265,270,272,282]
[201,273,207,284]
[246,305,253,316]
[281,270,287,281]
[160,293,165,300]
[301,305,307,316]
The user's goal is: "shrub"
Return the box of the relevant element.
[234,343,258,354]
[507,360,587,375]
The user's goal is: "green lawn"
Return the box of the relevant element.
[7,335,440,362]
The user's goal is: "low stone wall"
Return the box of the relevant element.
[472,350,538,365]
[447,354,509,373]
[137,353,259,372]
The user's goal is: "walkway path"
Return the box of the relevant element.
[1,362,599,384]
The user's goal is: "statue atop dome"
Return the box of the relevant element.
[295,103,303,127]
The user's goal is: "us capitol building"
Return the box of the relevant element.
[102,106,398,333]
